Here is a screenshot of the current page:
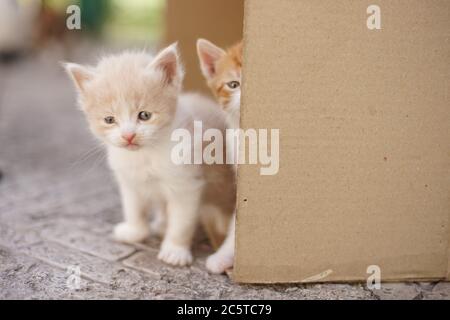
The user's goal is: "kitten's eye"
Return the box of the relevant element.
[226,81,240,89]
[104,116,115,124]
[138,111,152,121]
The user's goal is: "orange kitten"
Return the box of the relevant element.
[65,44,235,267]
[197,39,242,129]
[197,39,242,273]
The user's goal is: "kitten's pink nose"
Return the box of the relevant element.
[122,133,136,143]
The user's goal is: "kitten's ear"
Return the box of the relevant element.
[236,40,244,55]
[197,39,226,80]
[150,43,184,87]
[63,63,95,93]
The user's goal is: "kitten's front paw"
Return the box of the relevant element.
[113,222,150,244]
[206,252,234,274]
[158,242,193,266]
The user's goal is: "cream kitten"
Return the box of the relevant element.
[197,39,242,273]
[65,44,235,267]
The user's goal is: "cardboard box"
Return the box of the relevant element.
[234,0,450,283]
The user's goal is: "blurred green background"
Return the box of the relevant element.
[42,0,165,44]
[0,0,243,91]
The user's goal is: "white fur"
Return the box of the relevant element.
[206,89,240,274]
[225,91,241,130]
[206,215,235,274]
[109,94,219,266]
[196,40,242,274]
[66,46,232,268]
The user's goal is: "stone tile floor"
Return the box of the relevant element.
[0,54,448,300]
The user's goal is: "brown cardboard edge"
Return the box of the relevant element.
[232,0,250,284]
[447,211,450,280]
[231,275,446,285]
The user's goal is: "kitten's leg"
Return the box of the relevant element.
[206,214,235,274]
[114,182,150,243]
[158,189,201,266]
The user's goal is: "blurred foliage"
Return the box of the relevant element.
[41,0,165,45]
[104,0,165,44]
[40,0,75,11]
[80,0,109,34]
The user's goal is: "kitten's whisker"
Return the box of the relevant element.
[74,144,103,161]
[71,148,102,168]
[70,144,105,169]
[83,149,107,178]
